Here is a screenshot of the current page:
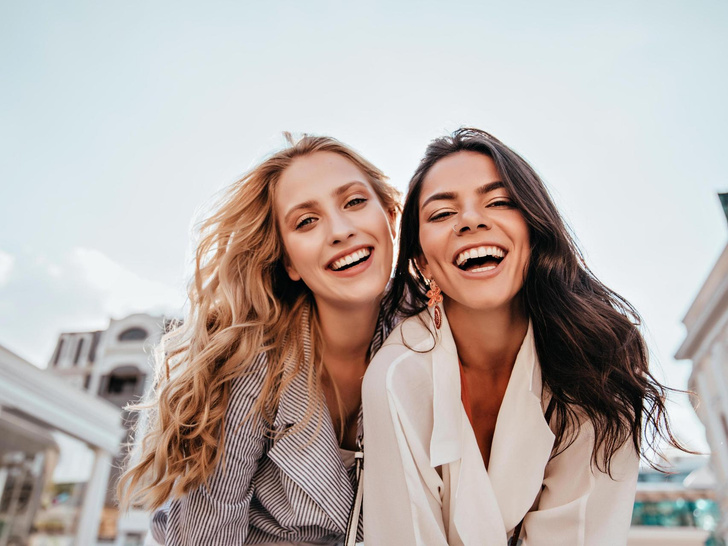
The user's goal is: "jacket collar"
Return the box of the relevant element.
[267,307,387,532]
[426,306,556,532]
[268,360,354,532]
[266,309,353,532]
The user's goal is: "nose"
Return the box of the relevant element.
[329,212,356,244]
[454,205,491,235]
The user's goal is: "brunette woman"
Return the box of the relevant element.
[363,128,685,545]
[118,134,400,545]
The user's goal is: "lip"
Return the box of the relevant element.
[451,242,508,266]
[325,245,375,277]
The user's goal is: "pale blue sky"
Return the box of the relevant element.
[1,0,727,450]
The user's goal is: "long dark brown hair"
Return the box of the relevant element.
[384,127,689,473]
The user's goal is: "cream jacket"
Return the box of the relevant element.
[362,308,638,546]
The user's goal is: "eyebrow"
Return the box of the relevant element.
[421,181,505,209]
[283,180,368,224]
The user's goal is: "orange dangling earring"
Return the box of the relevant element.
[426,278,443,329]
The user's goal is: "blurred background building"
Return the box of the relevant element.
[0,345,124,546]
[45,313,166,545]
[0,314,166,546]
[674,192,728,545]
[629,453,719,545]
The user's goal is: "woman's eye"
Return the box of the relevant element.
[488,199,515,208]
[345,197,367,208]
[295,216,316,230]
[429,210,455,222]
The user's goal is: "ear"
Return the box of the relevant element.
[387,208,397,239]
[414,254,431,280]
[283,254,301,282]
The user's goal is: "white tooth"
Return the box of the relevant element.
[345,255,353,265]
[468,249,477,260]
[458,252,467,266]
[479,246,489,258]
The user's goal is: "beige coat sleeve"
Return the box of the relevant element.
[362,346,449,546]
[522,421,639,546]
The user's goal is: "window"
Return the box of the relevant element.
[73,338,85,365]
[107,374,138,395]
[118,328,148,342]
[98,366,146,406]
[52,338,64,366]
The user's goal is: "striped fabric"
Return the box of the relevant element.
[150,313,388,545]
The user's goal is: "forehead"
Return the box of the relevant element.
[419,151,501,206]
[276,151,369,204]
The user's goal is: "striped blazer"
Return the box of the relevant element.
[149,313,389,545]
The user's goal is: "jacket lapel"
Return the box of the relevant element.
[427,309,555,542]
[267,307,389,532]
[429,307,464,467]
[487,323,555,531]
[427,308,509,544]
[266,315,354,533]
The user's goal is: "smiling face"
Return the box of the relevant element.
[275,151,395,311]
[418,151,530,316]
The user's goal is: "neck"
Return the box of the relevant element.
[444,297,529,375]
[315,298,381,368]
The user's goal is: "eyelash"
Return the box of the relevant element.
[429,211,455,222]
[294,197,368,230]
[489,199,514,208]
[427,199,515,222]
[295,216,316,230]
[346,197,367,208]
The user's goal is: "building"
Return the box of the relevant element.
[0,343,124,546]
[46,313,169,545]
[629,454,720,545]
[676,192,728,543]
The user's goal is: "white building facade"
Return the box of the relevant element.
[676,195,728,542]
[46,313,168,545]
[0,344,125,546]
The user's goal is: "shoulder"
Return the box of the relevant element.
[363,313,436,404]
[226,352,270,417]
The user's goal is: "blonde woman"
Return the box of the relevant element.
[118,135,400,545]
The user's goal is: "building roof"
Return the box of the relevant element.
[0,344,125,452]
[675,242,728,360]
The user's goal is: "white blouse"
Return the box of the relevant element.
[362,308,638,546]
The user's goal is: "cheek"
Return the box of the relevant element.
[418,226,446,264]
[282,234,313,273]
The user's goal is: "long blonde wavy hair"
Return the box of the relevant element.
[118,134,401,511]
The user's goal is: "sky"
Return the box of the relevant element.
[1,0,727,452]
